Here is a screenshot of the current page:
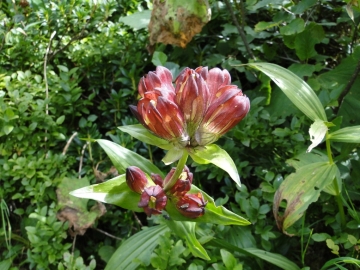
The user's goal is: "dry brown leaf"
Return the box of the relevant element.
[149,0,211,48]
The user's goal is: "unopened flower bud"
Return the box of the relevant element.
[138,185,167,217]
[176,192,207,219]
[126,166,149,194]
[170,166,193,196]
[151,173,164,187]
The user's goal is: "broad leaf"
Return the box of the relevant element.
[294,22,324,61]
[166,185,250,226]
[328,126,360,143]
[165,220,210,260]
[69,175,144,212]
[286,150,340,195]
[286,149,328,170]
[97,139,164,177]
[189,144,241,187]
[118,124,172,150]
[248,62,327,122]
[279,18,305,36]
[105,225,169,270]
[273,162,338,235]
[210,239,300,270]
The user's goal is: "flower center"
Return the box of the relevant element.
[149,195,157,209]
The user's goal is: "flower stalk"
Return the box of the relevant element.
[326,132,346,228]
[163,151,189,192]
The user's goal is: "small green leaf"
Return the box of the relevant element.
[248,62,327,122]
[254,21,282,32]
[221,249,238,269]
[56,115,65,125]
[312,233,331,242]
[105,225,169,270]
[3,125,14,135]
[29,122,37,131]
[328,126,360,143]
[189,144,241,187]
[4,108,18,121]
[57,65,69,72]
[118,124,171,150]
[152,51,168,66]
[34,74,42,83]
[97,139,164,176]
[79,117,87,128]
[166,185,250,226]
[87,114,98,122]
[273,162,338,235]
[280,18,305,36]
[165,220,210,260]
[307,119,328,152]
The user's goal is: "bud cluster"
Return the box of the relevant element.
[126,166,207,219]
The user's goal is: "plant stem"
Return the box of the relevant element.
[325,133,333,164]
[326,133,346,228]
[301,213,305,266]
[163,151,188,192]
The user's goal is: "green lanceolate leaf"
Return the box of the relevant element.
[320,257,360,270]
[328,126,360,143]
[69,175,143,212]
[210,239,300,270]
[189,144,241,187]
[105,225,169,270]
[248,62,327,122]
[166,185,250,226]
[273,162,338,235]
[165,220,210,260]
[97,139,164,177]
[118,124,172,150]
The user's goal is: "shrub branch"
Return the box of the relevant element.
[224,0,256,60]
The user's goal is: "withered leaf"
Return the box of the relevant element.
[149,0,211,48]
[57,177,106,236]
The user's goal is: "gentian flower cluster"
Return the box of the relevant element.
[130,66,250,149]
[126,166,206,218]
[126,66,250,219]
